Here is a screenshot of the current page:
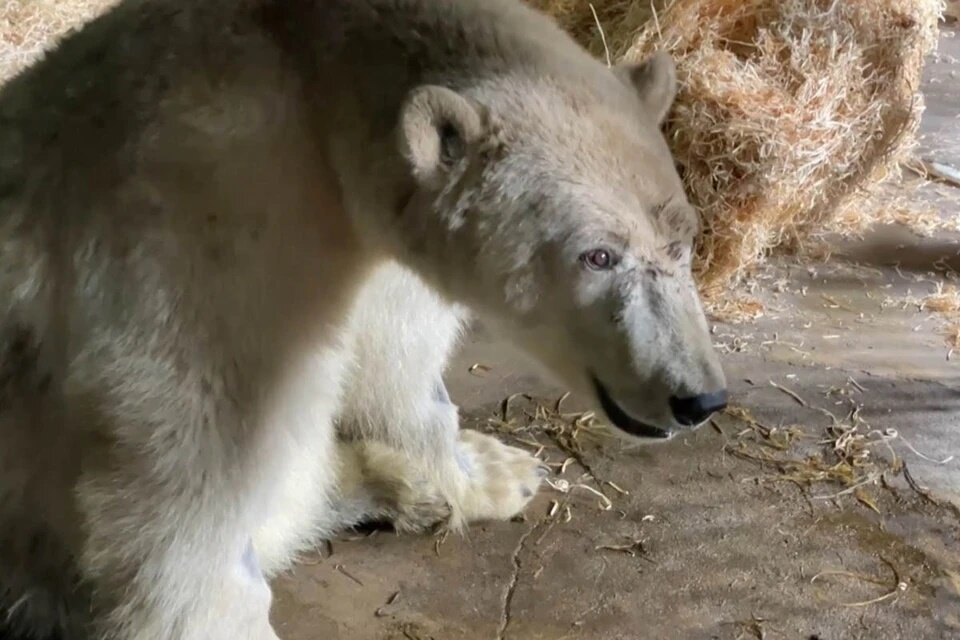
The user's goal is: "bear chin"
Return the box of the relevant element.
[590,375,673,440]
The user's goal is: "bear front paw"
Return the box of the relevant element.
[451,429,547,523]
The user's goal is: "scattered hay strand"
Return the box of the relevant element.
[724,396,918,509]
[828,175,960,239]
[920,282,960,314]
[769,381,807,407]
[811,556,909,608]
[594,538,654,561]
[545,477,614,510]
[907,281,960,350]
[493,391,613,474]
[722,376,958,519]
[532,0,942,298]
[707,294,766,324]
[488,392,628,523]
[903,462,960,518]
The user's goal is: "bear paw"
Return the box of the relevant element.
[357,441,453,534]
[451,429,547,523]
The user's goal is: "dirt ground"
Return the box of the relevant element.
[270,23,960,640]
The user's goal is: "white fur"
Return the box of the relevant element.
[255,262,544,572]
[0,1,724,638]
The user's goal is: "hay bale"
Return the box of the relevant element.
[525,0,663,60]
[533,0,941,297]
[1,0,119,82]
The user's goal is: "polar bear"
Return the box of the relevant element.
[0,0,727,638]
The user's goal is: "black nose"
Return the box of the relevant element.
[669,390,728,426]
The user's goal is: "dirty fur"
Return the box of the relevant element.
[0,0,725,638]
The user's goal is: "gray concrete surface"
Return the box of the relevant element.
[270,25,960,640]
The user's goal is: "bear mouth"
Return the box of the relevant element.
[590,376,671,440]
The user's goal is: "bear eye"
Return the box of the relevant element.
[580,248,617,271]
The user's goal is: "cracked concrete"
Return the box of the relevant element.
[497,521,540,640]
[271,23,960,640]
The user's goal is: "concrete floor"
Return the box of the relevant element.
[271,26,960,640]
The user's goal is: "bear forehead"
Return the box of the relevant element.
[472,75,696,257]
[498,137,695,246]
[484,83,684,202]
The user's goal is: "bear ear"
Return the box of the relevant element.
[614,50,677,125]
[398,85,485,187]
